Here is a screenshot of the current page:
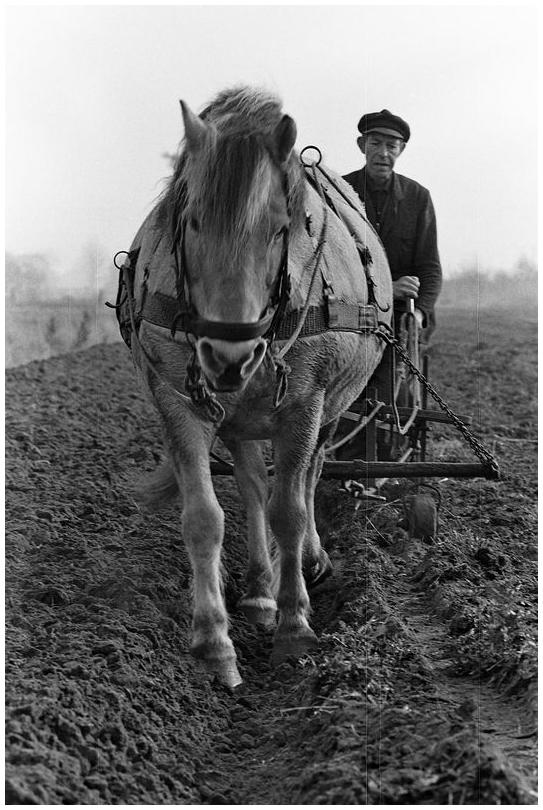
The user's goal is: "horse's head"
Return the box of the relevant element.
[172,90,303,393]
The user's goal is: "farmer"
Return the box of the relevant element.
[343,109,442,337]
[338,110,442,463]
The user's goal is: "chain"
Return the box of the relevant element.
[377,326,500,477]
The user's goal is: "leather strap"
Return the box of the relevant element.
[140,291,378,340]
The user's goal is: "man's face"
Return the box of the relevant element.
[360,132,406,182]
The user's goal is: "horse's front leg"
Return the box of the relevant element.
[269,402,323,663]
[224,439,276,627]
[151,390,241,687]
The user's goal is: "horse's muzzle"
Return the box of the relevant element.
[197,337,267,392]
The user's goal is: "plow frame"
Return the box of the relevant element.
[322,300,499,486]
[209,301,499,485]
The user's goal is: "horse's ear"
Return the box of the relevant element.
[271,114,297,167]
[180,100,208,152]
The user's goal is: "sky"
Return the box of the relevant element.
[5,3,538,296]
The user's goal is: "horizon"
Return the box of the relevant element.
[6,5,538,297]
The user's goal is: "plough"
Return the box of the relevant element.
[210,300,500,492]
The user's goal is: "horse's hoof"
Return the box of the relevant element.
[238,596,277,628]
[304,549,333,590]
[194,657,243,689]
[271,628,319,665]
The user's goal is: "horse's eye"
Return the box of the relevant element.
[273,227,286,242]
[190,215,200,232]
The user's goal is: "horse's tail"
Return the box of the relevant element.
[134,460,180,512]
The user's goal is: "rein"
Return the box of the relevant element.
[267,194,328,407]
[274,198,328,361]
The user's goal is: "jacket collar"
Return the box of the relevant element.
[361,166,405,201]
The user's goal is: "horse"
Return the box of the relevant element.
[116,86,392,687]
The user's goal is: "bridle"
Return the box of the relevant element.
[112,148,329,423]
[170,165,292,346]
[166,150,330,413]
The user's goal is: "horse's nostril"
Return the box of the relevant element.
[254,340,266,362]
[199,340,225,375]
[198,337,267,389]
[219,365,243,386]
[239,340,266,379]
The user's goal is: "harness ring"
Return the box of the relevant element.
[300,145,322,168]
[113,251,130,270]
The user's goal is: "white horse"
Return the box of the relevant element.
[119,86,392,686]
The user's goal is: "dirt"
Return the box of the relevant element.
[5,305,537,804]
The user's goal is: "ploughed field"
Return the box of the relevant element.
[6,306,537,804]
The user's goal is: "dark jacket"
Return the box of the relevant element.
[342,167,442,328]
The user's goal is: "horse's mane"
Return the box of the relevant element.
[159,86,306,253]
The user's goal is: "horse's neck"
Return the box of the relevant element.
[288,178,370,309]
[130,206,179,301]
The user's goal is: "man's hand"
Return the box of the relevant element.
[393,276,424,327]
[393,275,420,300]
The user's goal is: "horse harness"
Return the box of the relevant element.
[110,152,389,422]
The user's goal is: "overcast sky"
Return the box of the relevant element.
[6,4,538,294]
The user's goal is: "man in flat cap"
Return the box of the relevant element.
[343,109,442,334]
[338,110,442,463]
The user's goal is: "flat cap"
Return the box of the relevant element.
[358,109,410,142]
